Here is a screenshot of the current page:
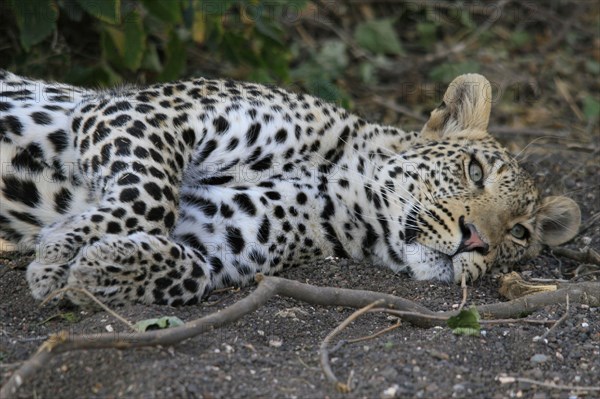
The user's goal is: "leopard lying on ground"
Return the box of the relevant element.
[0,71,580,306]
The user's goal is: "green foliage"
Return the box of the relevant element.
[447,307,481,336]
[583,96,600,122]
[134,316,185,332]
[3,0,308,87]
[354,19,403,55]
[10,0,59,50]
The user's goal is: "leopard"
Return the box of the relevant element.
[0,70,581,306]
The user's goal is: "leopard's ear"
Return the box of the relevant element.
[537,196,581,247]
[421,73,492,140]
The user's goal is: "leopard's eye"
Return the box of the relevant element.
[468,160,484,184]
[510,224,528,240]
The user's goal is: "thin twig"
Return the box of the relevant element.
[458,270,468,310]
[329,320,402,354]
[347,320,402,344]
[41,287,136,332]
[497,375,600,392]
[537,294,570,341]
[320,300,384,393]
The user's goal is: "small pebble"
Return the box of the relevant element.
[530,354,549,364]
[381,384,400,399]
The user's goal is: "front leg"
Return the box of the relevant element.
[65,233,213,306]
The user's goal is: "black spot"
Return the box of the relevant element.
[296,192,307,205]
[183,279,198,293]
[250,154,273,171]
[11,148,44,172]
[257,216,270,244]
[134,146,149,158]
[132,201,147,215]
[135,104,154,113]
[114,137,132,156]
[144,182,163,201]
[91,214,104,222]
[109,114,132,127]
[274,205,285,219]
[118,174,141,185]
[170,246,181,258]
[275,128,288,143]
[220,204,234,218]
[226,226,245,254]
[196,139,217,163]
[233,193,257,216]
[31,111,52,125]
[2,176,40,208]
[213,116,230,134]
[8,210,42,226]
[92,121,111,144]
[321,196,335,219]
[155,277,172,289]
[47,129,69,153]
[53,188,72,214]
[2,115,24,135]
[210,256,224,274]
[200,175,234,185]
[245,123,261,146]
[120,187,140,202]
[182,128,196,146]
[322,222,349,258]
[82,116,97,133]
[147,206,165,221]
[182,194,218,217]
[111,161,127,175]
[149,149,164,164]
[249,249,266,265]
[265,191,281,200]
[107,221,122,234]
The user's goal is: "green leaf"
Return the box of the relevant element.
[510,30,531,48]
[583,96,600,121]
[429,61,481,83]
[417,22,437,49]
[104,11,146,71]
[76,0,120,24]
[451,327,481,337]
[447,307,481,336]
[159,30,187,81]
[141,0,181,23]
[134,316,185,332]
[122,11,146,70]
[354,19,403,55]
[11,0,58,50]
[60,312,78,323]
[314,40,348,78]
[585,60,600,75]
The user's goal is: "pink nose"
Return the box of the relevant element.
[462,223,487,252]
[456,216,489,255]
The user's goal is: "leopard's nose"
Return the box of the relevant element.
[455,216,489,255]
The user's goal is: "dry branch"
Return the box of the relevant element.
[2,276,599,398]
[552,247,600,266]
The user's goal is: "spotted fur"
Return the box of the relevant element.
[0,71,580,305]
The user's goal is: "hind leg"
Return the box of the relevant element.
[65,233,215,306]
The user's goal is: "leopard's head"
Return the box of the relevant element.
[384,74,580,282]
